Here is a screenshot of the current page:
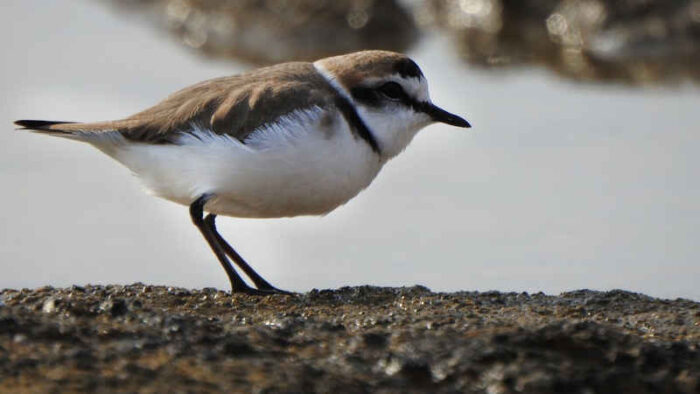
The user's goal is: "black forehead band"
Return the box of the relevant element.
[394,59,423,79]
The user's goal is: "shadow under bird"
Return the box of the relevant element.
[15,50,470,295]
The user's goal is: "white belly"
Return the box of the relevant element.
[97,108,383,218]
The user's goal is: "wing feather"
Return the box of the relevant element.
[22,62,337,144]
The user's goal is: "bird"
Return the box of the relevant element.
[14,50,470,295]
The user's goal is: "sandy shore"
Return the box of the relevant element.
[1,285,698,393]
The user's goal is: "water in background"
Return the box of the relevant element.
[1,0,698,300]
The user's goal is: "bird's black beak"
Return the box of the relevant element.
[424,103,471,128]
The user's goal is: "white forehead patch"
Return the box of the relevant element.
[399,74,429,103]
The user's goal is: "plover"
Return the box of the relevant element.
[15,50,470,295]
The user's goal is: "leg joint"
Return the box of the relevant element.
[189,193,214,226]
[204,213,217,230]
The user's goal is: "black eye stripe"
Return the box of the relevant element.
[378,82,404,99]
[350,86,382,107]
[350,84,426,114]
[350,82,407,106]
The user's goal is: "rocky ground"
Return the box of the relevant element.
[0,285,698,393]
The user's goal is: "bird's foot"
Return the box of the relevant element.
[233,286,294,296]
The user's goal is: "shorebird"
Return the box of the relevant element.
[15,50,470,295]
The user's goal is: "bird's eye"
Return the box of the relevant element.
[378,82,404,99]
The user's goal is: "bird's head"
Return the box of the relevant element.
[314,50,470,160]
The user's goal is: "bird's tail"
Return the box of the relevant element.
[14,120,78,137]
[14,118,130,158]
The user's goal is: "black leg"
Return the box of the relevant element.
[204,213,291,295]
[190,194,258,294]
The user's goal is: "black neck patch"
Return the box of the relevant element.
[334,95,381,154]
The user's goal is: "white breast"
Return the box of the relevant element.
[90,106,383,218]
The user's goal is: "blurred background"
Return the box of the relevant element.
[1,0,698,300]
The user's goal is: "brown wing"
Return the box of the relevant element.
[25,62,337,144]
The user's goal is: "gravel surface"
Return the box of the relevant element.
[0,285,698,393]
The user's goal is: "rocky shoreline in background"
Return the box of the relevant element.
[103,0,700,83]
[1,285,698,392]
